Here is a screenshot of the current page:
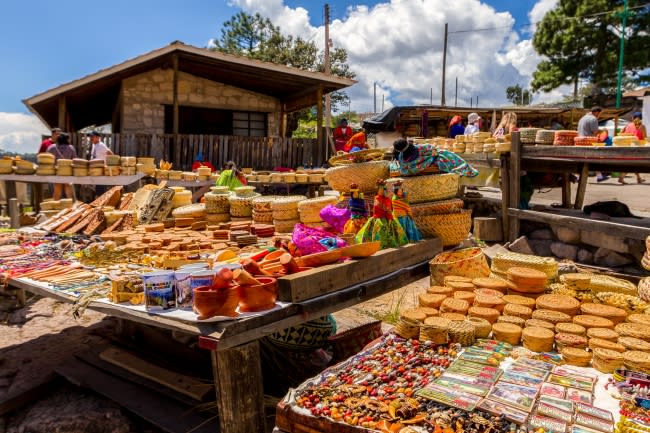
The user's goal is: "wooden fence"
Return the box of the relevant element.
[69,133,324,171]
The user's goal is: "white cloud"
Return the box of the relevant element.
[230,0,565,110]
[0,112,49,154]
[529,0,558,32]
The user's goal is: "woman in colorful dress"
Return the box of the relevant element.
[391,181,422,242]
[356,179,408,248]
[343,184,368,235]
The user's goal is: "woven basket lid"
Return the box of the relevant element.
[419,293,446,308]
[627,314,650,326]
[561,347,592,362]
[474,294,505,307]
[444,275,474,284]
[593,347,624,361]
[555,322,586,336]
[472,277,509,292]
[427,285,454,296]
[440,312,466,322]
[492,322,522,337]
[580,303,627,321]
[440,297,469,313]
[555,332,587,347]
[297,196,337,211]
[446,281,475,291]
[624,350,650,367]
[532,309,571,324]
[615,322,650,341]
[503,303,532,317]
[415,307,439,318]
[525,319,555,330]
[573,315,615,329]
[497,315,525,327]
[618,336,650,352]
[453,291,475,302]
[588,337,625,352]
[502,295,536,308]
[401,309,427,323]
[468,306,499,320]
[522,326,554,341]
[586,327,619,341]
[424,316,451,328]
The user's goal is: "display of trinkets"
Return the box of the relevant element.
[528,413,568,432]
[574,412,614,432]
[548,374,595,392]
[540,382,567,399]
[487,381,539,411]
[566,387,593,404]
[535,400,574,423]
[477,398,530,424]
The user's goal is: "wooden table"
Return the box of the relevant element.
[501,135,650,241]
[247,181,327,198]
[0,173,146,214]
[160,179,214,202]
[10,238,441,433]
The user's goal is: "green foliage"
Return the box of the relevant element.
[506,84,533,105]
[531,0,650,95]
[211,11,355,114]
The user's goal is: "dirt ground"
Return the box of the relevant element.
[1,178,647,431]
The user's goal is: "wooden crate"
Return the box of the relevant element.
[278,238,442,302]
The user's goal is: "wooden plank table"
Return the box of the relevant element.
[10,237,442,433]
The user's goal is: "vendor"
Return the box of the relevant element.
[214,160,247,190]
[191,151,215,172]
[448,115,465,138]
[343,130,367,153]
[48,133,76,200]
[333,118,353,152]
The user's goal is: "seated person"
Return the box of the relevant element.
[390,138,478,178]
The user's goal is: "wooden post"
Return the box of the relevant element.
[574,163,590,210]
[212,341,265,433]
[172,54,179,164]
[500,152,510,241]
[561,174,571,208]
[57,96,66,130]
[316,86,324,166]
[508,131,521,241]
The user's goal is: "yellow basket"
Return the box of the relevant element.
[413,208,472,246]
[385,173,460,204]
[429,247,490,285]
[324,160,390,193]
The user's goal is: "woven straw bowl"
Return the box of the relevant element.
[385,173,459,204]
[411,198,464,216]
[413,208,472,246]
[324,160,390,193]
[429,247,489,285]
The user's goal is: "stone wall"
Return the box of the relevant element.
[120,68,281,135]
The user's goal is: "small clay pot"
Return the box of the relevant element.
[193,286,239,319]
[261,249,285,263]
[237,277,278,312]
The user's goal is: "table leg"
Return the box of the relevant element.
[33,183,43,213]
[212,340,265,433]
[561,174,571,208]
[5,180,16,203]
[307,185,315,198]
[574,163,589,210]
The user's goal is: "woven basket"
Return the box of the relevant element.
[627,313,650,326]
[536,294,580,316]
[638,277,650,302]
[588,274,637,296]
[588,338,625,352]
[270,173,283,183]
[492,322,522,345]
[295,173,308,183]
[171,191,192,208]
[56,166,73,176]
[410,198,464,216]
[573,315,615,329]
[429,247,489,285]
[580,303,627,323]
[562,347,592,367]
[252,210,274,223]
[257,174,271,183]
[36,153,55,165]
[519,128,542,144]
[592,348,624,373]
[440,298,469,314]
[171,203,206,218]
[532,309,571,324]
[503,303,533,319]
[535,129,555,145]
[206,213,230,224]
[555,333,588,351]
[72,168,88,176]
[574,136,598,146]
[229,194,260,217]
[273,219,298,233]
[419,293,446,308]
[586,327,619,341]
[616,322,650,341]
[385,173,459,204]
[297,196,337,212]
[623,351,650,374]
[448,320,475,346]
[467,317,491,338]
[420,317,450,344]
[492,252,558,280]
[521,326,554,352]
[413,208,471,246]
[395,317,420,339]
[205,192,231,214]
[324,160,390,193]
[468,306,500,324]
[453,291,475,303]
[234,186,257,197]
[525,319,555,330]
[327,320,383,363]
[250,196,278,213]
[618,336,650,352]
[556,322,586,336]
[497,315,526,327]
[554,130,578,146]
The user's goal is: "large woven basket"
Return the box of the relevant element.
[491,252,558,280]
[252,195,279,213]
[229,193,260,217]
[385,173,459,204]
[554,130,578,146]
[272,195,306,221]
[535,130,555,145]
[413,208,471,246]
[324,160,390,193]
[205,191,231,214]
[411,198,464,216]
[638,277,650,302]
[519,128,541,145]
[429,247,490,285]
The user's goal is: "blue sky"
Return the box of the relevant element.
[1,0,537,114]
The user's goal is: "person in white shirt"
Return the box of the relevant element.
[465,112,481,135]
[89,131,113,161]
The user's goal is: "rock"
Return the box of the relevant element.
[581,230,630,254]
[552,226,581,244]
[529,239,553,257]
[529,229,554,240]
[508,236,535,255]
[550,242,579,261]
[577,249,594,265]
[593,247,634,268]
[6,387,135,433]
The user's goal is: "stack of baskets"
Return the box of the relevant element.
[482,137,497,153]
[388,174,469,246]
[229,186,260,220]
[251,196,278,224]
[36,153,56,176]
[554,130,578,146]
[72,158,88,176]
[295,171,309,183]
[519,128,541,145]
[13,159,36,175]
[297,196,337,227]
[182,171,197,181]
[491,251,558,281]
[88,159,105,176]
[121,156,137,175]
[574,136,597,146]
[204,186,231,224]
[272,195,305,233]
[453,135,467,153]
[56,159,73,176]
[136,157,156,176]
[535,129,555,145]
[196,166,211,180]
[0,158,12,175]
[105,154,121,175]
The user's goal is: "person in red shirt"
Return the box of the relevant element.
[191,151,216,171]
[39,127,61,153]
[619,112,646,184]
[333,118,353,152]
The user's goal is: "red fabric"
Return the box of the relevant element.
[334,126,353,151]
[343,132,367,152]
[39,138,53,153]
[237,173,248,185]
[372,194,394,220]
[192,161,216,171]
[623,123,645,140]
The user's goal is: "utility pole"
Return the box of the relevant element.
[324,4,332,139]
[374,82,377,113]
[615,0,630,109]
[382,94,385,112]
[430,88,433,105]
[470,97,472,108]
[441,23,448,106]
[476,96,479,107]
[455,77,458,107]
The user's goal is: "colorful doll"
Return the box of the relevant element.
[342,184,367,235]
[356,179,408,248]
[391,181,422,242]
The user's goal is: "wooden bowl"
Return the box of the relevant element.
[295,249,343,268]
[237,277,278,312]
[193,286,239,319]
[339,241,381,258]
